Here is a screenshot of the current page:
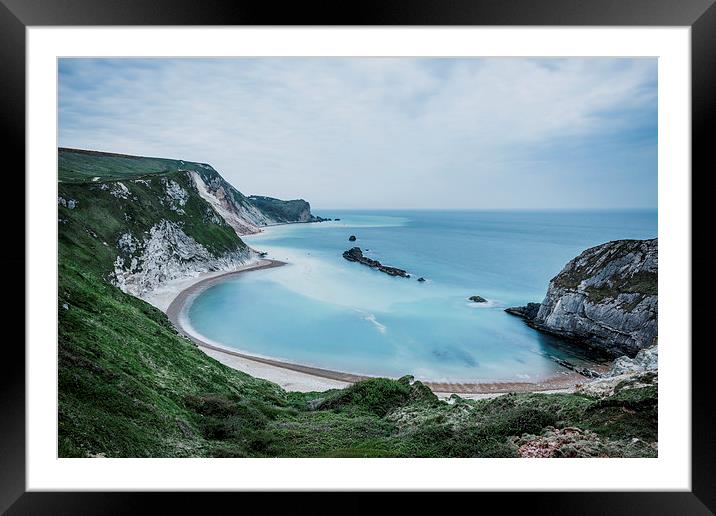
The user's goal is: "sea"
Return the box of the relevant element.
[184,209,657,383]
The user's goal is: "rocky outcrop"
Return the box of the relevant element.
[247,195,326,224]
[57,196,78,209]
[190,172,326,236]
[349,235,357,242]
[604,344,658,377]
[468,295,487,303]
[577,369,657,398]
[111,220,256,299]
[573,344,658,398]
[342,247,410,278]
[506,239,657,357]
[190,171,274,235]
[505,302,541,319]
[513,426,656,458]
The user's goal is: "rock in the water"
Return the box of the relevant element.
[417,277,426,282]
[348,235,357,241]
[468,295,487,303]
[342,247,410,278]
[505,239,657,357]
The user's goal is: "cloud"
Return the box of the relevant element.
[59,57,657,209]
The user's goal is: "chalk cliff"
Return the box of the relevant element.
[58,148,322,301]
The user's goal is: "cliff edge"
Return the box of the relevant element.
[506,239,657,357]
[58,147,322,301]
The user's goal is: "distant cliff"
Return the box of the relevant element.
[506,239,657,357]
[247,195,324,224]
[58,148,322,300]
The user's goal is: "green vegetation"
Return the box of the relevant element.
[59,148,212,183]
[58,259,286,457]
[58,149,657,458]
[584,270,657,305]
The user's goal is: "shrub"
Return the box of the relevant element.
[317,378,412,416]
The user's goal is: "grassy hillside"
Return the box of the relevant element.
[59,148,212,183]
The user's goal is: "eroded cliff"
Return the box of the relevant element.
[506,239,657,357]
[58,148,322,301]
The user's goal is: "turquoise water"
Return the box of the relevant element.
[186,210,657,383]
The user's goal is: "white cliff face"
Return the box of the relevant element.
[111,219,255,299]
[189,171,276,236]
[163,178,188,214]
[110,182,133,199]
[532,239,658,357]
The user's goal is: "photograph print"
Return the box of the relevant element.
[57,57,658,458]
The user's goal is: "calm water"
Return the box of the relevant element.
[185,210,657,383]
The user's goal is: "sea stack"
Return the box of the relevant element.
[349,235,357,241]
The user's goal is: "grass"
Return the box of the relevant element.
[58,148,212,183]
[58,260,286,457]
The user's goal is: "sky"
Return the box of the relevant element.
[59,58,657,210]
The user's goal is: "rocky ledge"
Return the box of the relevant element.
[577,344,658,397]
[342,247,410,278]
[506,239,657,358]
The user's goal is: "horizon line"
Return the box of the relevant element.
[312,207,658,212]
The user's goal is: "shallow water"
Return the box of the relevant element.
[186,210,657,383]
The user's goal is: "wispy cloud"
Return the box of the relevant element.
[59,58,657,209]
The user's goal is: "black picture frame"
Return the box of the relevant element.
[1,0,711,512]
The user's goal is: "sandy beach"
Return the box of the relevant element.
[162,258,595,397]
[164,259,353,392]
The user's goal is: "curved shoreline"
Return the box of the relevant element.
[165,259,597,395]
